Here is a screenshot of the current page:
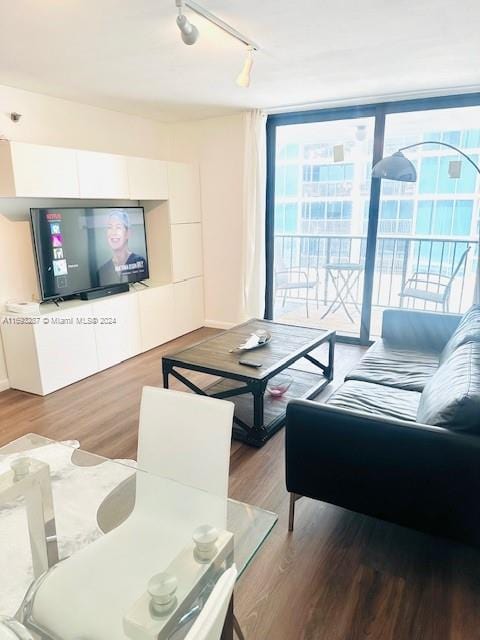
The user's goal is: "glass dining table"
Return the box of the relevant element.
[0,434,277,639]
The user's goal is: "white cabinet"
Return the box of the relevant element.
[173,277,204,336]
[168,162,201,223]
[77,150,129,198]
[128,157,168,200]
[171,223,203,282]
[138,285,176,352]
[0,143,201,207]
[0,141,79,198]
[34,306,99,394]
[1,319,44,395]
[1,279,205,394]
[92,293,141,370]
[1,305,98,395]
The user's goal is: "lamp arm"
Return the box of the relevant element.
[398,141,480,175]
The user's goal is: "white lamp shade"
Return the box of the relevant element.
[236,53,253,88]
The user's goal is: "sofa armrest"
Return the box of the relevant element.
[285,399,480,545]
[381,309,461,351]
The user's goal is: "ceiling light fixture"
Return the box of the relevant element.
[174,0,260,86]
[236,47,254,88]
[176,0,199,45]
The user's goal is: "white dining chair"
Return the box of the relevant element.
[19,388,234,640]
[185,565,238,640]
[137,386,233,497]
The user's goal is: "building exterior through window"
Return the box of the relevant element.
[271,104,480,339]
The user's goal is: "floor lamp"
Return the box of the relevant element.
[372,140,480,304]
[372,140,480,181]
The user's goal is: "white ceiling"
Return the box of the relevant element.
[1,0,479,123]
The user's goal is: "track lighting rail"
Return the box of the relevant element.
[184,0,260,50]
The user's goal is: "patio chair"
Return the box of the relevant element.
[399,245,471,312]
[274,267,320,318]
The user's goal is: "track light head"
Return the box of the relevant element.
[176,13,199,45]
[176,1,199,45]
[236,47,254,88]
[173,0,259,85]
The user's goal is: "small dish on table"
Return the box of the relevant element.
[267,373,293,398]
[230,330,272,353]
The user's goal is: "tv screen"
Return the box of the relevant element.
[31,207,149,300]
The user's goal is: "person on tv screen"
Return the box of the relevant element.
[98,211,147,286]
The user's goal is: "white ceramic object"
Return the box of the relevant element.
[147,573,178,616]
[193,525,219,563]
[231,330,271,352]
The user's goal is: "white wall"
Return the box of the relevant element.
[0,85,171,158]
[170,113,247,328]
[0,84,173,390]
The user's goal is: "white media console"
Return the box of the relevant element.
[1,280,203,395]
[0,141,205,395]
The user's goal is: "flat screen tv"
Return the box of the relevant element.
[30,206,149,301]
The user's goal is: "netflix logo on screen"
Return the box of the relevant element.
[46,212,63,221]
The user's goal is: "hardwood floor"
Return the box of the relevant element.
[1,328,480,639]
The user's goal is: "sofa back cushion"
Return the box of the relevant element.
[417,341,480,432]
[440,305,480,363]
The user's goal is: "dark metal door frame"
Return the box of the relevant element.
[359,105,385,343]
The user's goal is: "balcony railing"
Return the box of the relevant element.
[274,233,479,315]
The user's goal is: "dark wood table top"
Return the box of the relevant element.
[164,319,334,381]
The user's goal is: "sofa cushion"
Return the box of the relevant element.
[327,380,421,422]
[345,339,439,392]
[417,341,480,432]
[440,305,480,363]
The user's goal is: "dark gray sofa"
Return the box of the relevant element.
[285,306,480,545]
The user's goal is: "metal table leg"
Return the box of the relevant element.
[334,269,361,313]
[0,459,59,579]
[322,267,362,322]
[321,268,355,321]
[252,380,268,435]
[327,333,335,381]
[162,359,171,389]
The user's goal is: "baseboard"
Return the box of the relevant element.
[0,378,10,393]
[204,319,237,330]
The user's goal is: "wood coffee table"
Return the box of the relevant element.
[162,319,335,447]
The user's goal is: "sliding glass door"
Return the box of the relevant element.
[266,94,480,343]
[269,114,376,339]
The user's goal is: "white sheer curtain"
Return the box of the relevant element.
[241,109,268,319]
